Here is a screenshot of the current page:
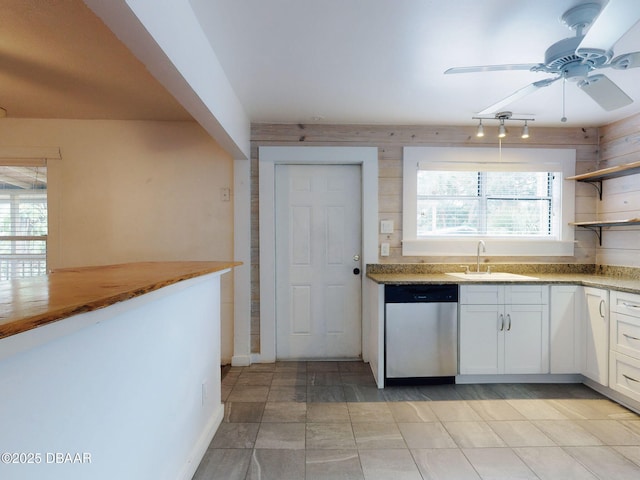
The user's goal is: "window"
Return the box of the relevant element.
[0,164,47,279]
[403,147,576,257]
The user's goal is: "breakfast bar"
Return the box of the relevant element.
[0,261,239,480]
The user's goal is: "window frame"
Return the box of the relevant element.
[402,147,576,257]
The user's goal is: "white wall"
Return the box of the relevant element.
[0,273,225,480]
[0,118,236,363]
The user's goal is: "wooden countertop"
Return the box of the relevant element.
[0,261,240,340]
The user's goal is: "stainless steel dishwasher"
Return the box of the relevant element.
[385,284,458,385]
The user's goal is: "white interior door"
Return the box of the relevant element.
[275,164,362,360]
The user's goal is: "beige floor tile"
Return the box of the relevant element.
[488,420,556,447]
[246,449,305,480]
[305,449,364,480]
[236,371,274,386]
[443,421,506,448]
[547,398,639,420]
[462,447,538,479]
[389,401,438,423]
[267,385,307,402]
[353,422,406,449]
[306,422,356,449]
[506,399,568,420]
[192,449,251,480]
[411,448,480,479]
[613,446,640,467]
[514,446,597,479]
[468,399,526,421]
[398,422,457,449]
[564,446,640,480]
[359,449,422,480]
[261,402,307,423]
[271,371,307,386]
[254,422,306,449]
[348,402,394,423]
[210,423,259,449]
[307,402,350,423]
[575,419,640,446]
[224,402,265,423]
[226,385,270,403]
[430,401,482,422]
[533,420,603,446]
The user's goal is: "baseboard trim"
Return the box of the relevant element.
[177,403,224,480]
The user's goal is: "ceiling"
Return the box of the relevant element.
[3,0,640,128]
[0,0,190,120]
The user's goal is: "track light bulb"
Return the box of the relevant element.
[521,121,530,139]
[476,120,484,137]
[498,121,506,138]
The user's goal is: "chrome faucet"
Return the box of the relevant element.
[476,240,486,273]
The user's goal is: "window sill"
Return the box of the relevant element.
[402,238,575,257]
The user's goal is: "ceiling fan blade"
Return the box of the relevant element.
[577,0,640,61]
[477,77,559,116]
[577,74,633,110]
[444,64,540,74]
[610,51,640,69]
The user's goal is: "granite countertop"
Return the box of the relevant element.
[366,264,640,295]
[0,261,240,340]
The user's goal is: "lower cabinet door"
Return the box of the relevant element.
[459,304,501,375]
[503,304,549,374]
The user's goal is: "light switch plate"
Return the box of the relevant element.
[380,220,394,234]
[381,243,390,256]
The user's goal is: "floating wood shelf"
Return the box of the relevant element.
[566,160,640,200]
[570,219,640,246]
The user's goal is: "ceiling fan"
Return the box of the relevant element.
[445,1,640,119]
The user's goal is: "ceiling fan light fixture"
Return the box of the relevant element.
[476,120,485,137]
[521,121,530,139]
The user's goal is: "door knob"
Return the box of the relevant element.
[353,254,360,261]
[353,268,361,275]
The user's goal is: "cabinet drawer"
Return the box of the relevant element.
[611,312,640,360]
[610,351,640,403]
[460,285,547,305]
[611,291,640,318]
[505,285,548,305]
[460,285,501,305]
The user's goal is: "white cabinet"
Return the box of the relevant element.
[459,285,549,375]
[583,287,609,385]
[610,291,640,402]
[550,285,584,374]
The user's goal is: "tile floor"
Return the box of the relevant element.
[192,361,640,479]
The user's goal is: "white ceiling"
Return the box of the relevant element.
[190,0,640,127]
[3,0,640,128]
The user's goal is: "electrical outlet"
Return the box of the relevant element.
[381,243,390,256]
[220,188,231,202]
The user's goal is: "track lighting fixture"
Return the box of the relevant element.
[472,111,534,140]
[498,120,507,138]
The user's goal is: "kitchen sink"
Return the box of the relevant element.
[445,272,539,281]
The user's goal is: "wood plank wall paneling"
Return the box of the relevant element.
[597,113,640,267]
[249,123,603,353]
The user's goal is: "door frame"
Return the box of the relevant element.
[258,146,378,363]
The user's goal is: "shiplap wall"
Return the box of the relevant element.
[250,123,600,352]
[597,113,640,267]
